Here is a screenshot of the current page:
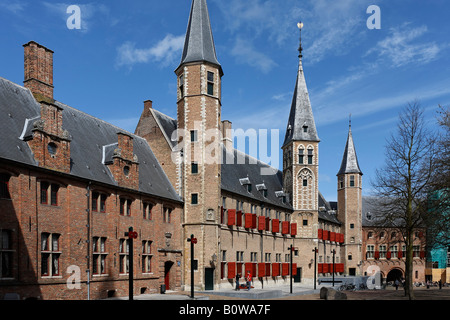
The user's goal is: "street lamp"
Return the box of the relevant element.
[312,247,318,290]
[289,244,293,294]
[331,249,336,287]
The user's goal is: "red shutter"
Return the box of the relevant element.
[265,263,271,276]
[258,216,266,231]
[420,251,425,259]
[374,251,380,259]
[227,209,236,226]
[282,263,289,276]
[281,221,290,234]
[252,214,257,229]
[252,263,257,278]
[318,229,323,239]
[323,230,329,240]
[245,263,253,277]
[339,233,345,243]
[318,263,323,274]
[245,213,253,229]
[272,263,280,277]
[236,210,242,227]
[330,232,336,242]
[398,250,403,258]
[323,263,329,273]
[227,262,236,279]
[386,251,391,259]
[272,219,280,233]
[258,263,266,277]
[292,263,297,276]
[291,223,297,236]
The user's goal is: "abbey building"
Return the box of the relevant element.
[0,0,427,300]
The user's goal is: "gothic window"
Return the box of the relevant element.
[307,148,313,165]
[1,229,13,278]
[298,147,304,164]
[40,181,59,206]
[92,237,107,275]
[338,176,344,189]
[41,233,60,276]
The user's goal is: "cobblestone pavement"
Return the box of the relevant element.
[183,286,450,300]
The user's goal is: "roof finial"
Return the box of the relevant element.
[349,113,352,128]
[297,21,304,58]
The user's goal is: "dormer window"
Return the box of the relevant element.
[303,125,308,133]
[47,142,57,156]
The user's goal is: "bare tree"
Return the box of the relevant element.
[372,101,438,299]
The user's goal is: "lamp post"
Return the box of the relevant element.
[289,244,293,294]
[125,227,138,300]
[187,234,197,299]
[312,247,318,290]
[331,249,336,287]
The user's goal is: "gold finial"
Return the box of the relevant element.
[297,21,304,58]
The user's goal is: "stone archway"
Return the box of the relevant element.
[386,268,403,283]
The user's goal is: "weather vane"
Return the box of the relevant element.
[297,21,304,58]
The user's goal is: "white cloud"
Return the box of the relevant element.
[115,34,185,69]
[366,23,441,67]
[230,37,277,73]
[0,1,26,14]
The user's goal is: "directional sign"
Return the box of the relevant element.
[192,238,197,244]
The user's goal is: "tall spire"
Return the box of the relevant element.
[337,121,362,176]
[177,0,222,75]
[283,22,319,147]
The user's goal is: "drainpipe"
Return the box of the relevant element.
[86,182,91,300]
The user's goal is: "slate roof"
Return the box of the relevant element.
[318,192,341,225]
[283,58,320,147]
[0,76,181,203]
[177,0,222,74]
[151,108,178,149]
[221,147,292,210]
[337,124,362,176]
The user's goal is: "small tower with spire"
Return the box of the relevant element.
[337,117,363,276]
[282,22,320,219]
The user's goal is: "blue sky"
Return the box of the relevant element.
[1,0,449,202]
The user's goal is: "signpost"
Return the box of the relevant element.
[312,247,318,290]
[125,227,137,301]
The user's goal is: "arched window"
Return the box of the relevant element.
[298,146,304,164]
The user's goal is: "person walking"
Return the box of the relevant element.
[394,279,399,290]
[439,279,442,290]
[246,271,252,291]
[235,273,240,291]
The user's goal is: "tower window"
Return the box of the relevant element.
[207,71,214,95]
[339,177,344,189]
[191,193,198,205]
[303,179,308,187]
[179,75,184,97]
[191,162,198,174]
[190,130,198,142]
[350,175,355,187]
[303,126,308,133]
[298,148,304,164]
[307,149,313,165]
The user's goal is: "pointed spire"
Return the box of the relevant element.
[283,22,319,147]
[337,121,363,176]
[177,0,222,75]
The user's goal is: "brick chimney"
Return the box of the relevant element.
[23,41,54,101]
[221,120,233,150]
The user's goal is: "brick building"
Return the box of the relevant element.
[1,0,429,300]
[0,41,183,300]
[361,197,427,284]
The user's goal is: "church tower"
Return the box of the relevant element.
[282,23,320,238]
[337,119,363,275]
[175,0,223,290]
